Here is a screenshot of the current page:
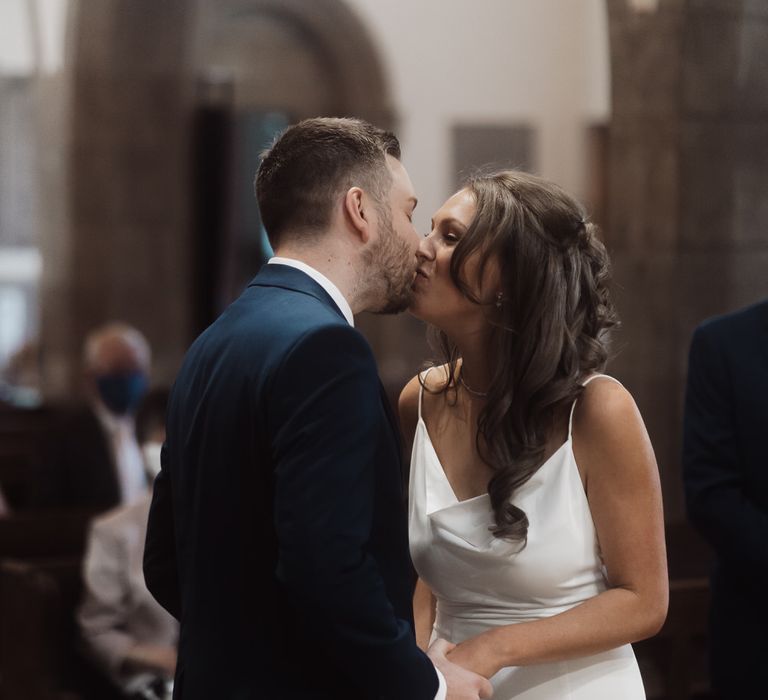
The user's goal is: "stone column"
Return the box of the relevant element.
[40,0,195,398]
[606,0,768,519]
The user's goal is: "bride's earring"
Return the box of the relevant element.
[495,292,504,310]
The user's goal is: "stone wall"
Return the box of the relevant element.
[40,0,195,397]
[39,0,394,397]
[606,0,768,520]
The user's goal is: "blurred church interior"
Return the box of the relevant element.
[0,0,766,698]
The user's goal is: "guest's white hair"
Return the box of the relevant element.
[83,322,151,371]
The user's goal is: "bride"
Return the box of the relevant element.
[399,171,668,699]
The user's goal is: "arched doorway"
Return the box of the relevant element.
[42,0,395,395]
[190,0,396,331]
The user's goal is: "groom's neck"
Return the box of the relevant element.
[272,240,364,314]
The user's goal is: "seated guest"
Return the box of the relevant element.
[41,322,151,511]
[78,388,178,699]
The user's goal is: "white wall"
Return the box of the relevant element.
[345,0,610,231]
[0,0,69,76]
[0,0,610,232]
[0,0,69,374]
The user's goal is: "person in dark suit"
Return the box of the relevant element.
[682,298,768,699]
[144,118,492,700]
[41,322,151,511]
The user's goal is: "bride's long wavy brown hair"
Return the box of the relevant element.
[427,170,618,544]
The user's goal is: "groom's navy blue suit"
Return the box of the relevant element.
[144,264,438,699]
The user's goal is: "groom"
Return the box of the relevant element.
[144,118,492,700]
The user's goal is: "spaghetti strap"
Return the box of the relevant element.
[568,374,623,438]
[418,367,435,421]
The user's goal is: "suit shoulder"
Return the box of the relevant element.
[180,287,353,376]
[228,285,351,348]
[246,281,346,323]
[696,298,768,338]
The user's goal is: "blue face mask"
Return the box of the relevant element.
[96,371,149,416]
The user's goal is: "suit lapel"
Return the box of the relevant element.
[248,264,347,323]
[252,265,407,490]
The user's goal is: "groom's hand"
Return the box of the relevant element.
[427,638,493,700]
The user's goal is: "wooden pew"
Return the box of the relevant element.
[0,509,97,561]
[0,509,100,699]
[0,558,123,700]
[0,405,55,510]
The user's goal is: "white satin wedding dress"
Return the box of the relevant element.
[409,372,645,699]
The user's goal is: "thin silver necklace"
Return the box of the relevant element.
[459,372,489,398]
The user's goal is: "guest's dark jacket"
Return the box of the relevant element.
[144,264,438,700]
[39,404,121,511]
[683,299,768,695]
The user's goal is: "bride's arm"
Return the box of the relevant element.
[414,577,437,651]
[447,379,669,678]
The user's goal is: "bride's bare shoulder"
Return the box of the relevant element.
[398,364,451,431]
[423,363,452,392]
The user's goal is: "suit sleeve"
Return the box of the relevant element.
[143,443,181,619]
[269,324,438,700]
[682,324,768,579]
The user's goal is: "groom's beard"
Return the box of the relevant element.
[364,210,417,315]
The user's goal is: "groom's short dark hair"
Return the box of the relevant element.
[255,117,401,247]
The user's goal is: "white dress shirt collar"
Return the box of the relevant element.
[267,257,354,327]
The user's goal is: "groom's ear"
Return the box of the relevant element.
[343,187,372,244]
